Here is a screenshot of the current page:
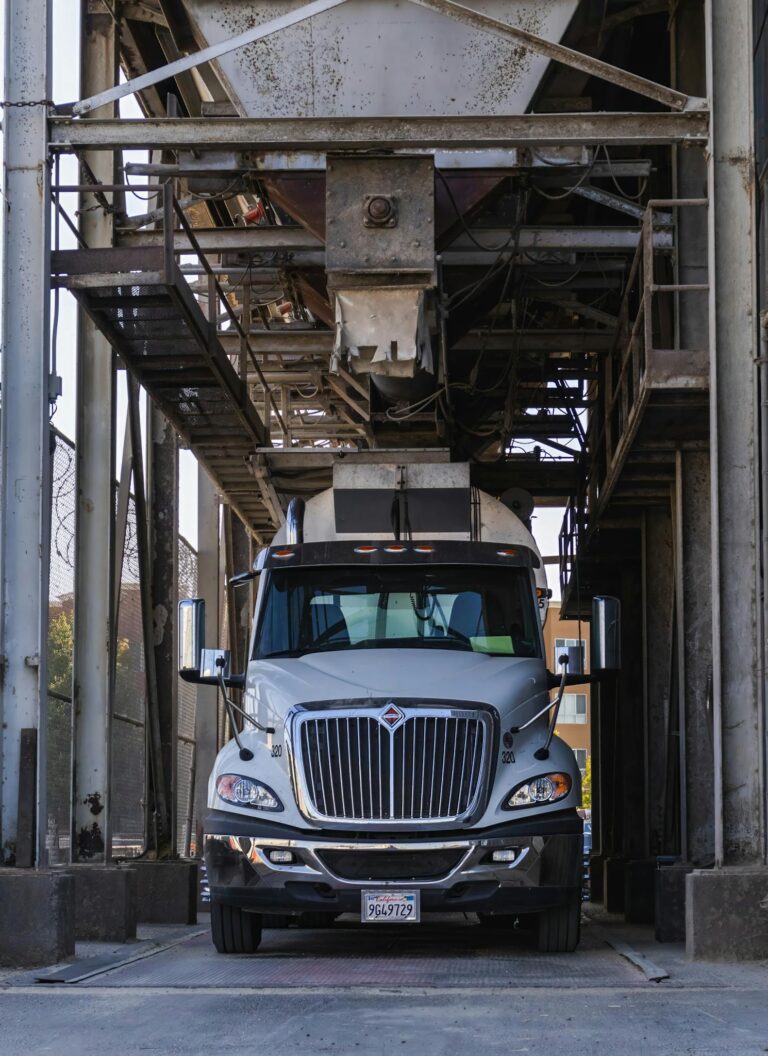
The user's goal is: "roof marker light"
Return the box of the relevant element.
[497,548,519,557]
[414,545,435,553]
[354,545,378,554]
[384,545,408,553]
[273,548,296,559]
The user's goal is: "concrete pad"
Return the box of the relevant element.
[655,863,693,942]
[66,865,136,941]
[131,860,198,924]
[624,858,656,924]
[0,869,75,967]
[603,857,625,914]
[686,867,768,960]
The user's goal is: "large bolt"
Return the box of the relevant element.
[366,195,394,223]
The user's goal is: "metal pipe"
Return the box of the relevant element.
[193,468,220,860]
[0,0,53,867]
[71,0,117,865]
[706,0,762,869]
[759,312,768,865]
[286,498,306,546]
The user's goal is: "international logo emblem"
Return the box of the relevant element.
[380,703,405,729]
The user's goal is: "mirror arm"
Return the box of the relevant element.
[509,655,570,759]
[216,661,275,741]
[534,654,569,760]
[217,666,254,761]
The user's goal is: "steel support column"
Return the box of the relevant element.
[147,405,179,856]
[706,0,763,869]
[641,506,674,859]
[674,450,713,865]
[71,0,117,864]
[687,0,768,960]
[0,0,53,866]
[193,467,219,863]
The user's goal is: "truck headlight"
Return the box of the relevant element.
[505,773,571,809]
[216,774,283,811]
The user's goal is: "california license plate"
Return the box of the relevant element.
[362,890,420,923]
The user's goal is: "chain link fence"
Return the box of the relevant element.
[47,428,200,863]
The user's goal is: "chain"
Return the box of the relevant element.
[0,99,54,108]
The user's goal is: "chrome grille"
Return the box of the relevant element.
[295,709,490,823]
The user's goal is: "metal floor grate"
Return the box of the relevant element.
[70,919,648,990]
[55,256,279,538]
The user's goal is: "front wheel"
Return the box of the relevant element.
[210,902,263,954]
[536,894,581,953]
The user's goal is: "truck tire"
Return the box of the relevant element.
[210,902,263,954]
[536,894,581,953]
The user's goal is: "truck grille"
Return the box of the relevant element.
[316,848,465,881]
[294,708,491,823]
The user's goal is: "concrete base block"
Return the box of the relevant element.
[624,858,656,925]
[66,865,136,941]
[589,854,605,903]
[131,860,198,924]
[0,869,75,967]
[686,867,768,960]
[655,863,693,942]
[604,857,626,914]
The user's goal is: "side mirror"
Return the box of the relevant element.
[591,596,621,671]
[179,598,206,682]
[179,599,244,688]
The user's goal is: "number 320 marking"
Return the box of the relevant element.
[271,744,283,758]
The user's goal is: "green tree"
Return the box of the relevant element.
[581,756,592,810]
[48,611,74,697]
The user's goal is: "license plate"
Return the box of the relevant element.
[362,890,420,923]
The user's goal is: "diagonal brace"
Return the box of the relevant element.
[405,0,702,113]
[65,0,351,116]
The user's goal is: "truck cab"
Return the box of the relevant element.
[180,463,617,954]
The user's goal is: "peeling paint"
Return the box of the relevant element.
[77,822,105,859]
[83,791,105,816]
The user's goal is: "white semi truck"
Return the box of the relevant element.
[179,462,619,954]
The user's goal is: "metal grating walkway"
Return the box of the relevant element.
[55,918,648,990]
[53,248,280,538]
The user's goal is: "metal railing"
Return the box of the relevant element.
[559,199,709,598]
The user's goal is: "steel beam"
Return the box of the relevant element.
[0,0,52,867]
[119,228,324,252]
[49,112,709,152]
[71,0,117,865]
[217,328,611,357]
[120,225,670,255]
[126,154,653,177]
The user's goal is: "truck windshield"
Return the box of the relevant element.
[255,565,541,659]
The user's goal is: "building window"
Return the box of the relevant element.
[554,637,586,672]
[574,748,588,772]
[560,693,588,724]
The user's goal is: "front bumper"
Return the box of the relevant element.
[203,809,583,916]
